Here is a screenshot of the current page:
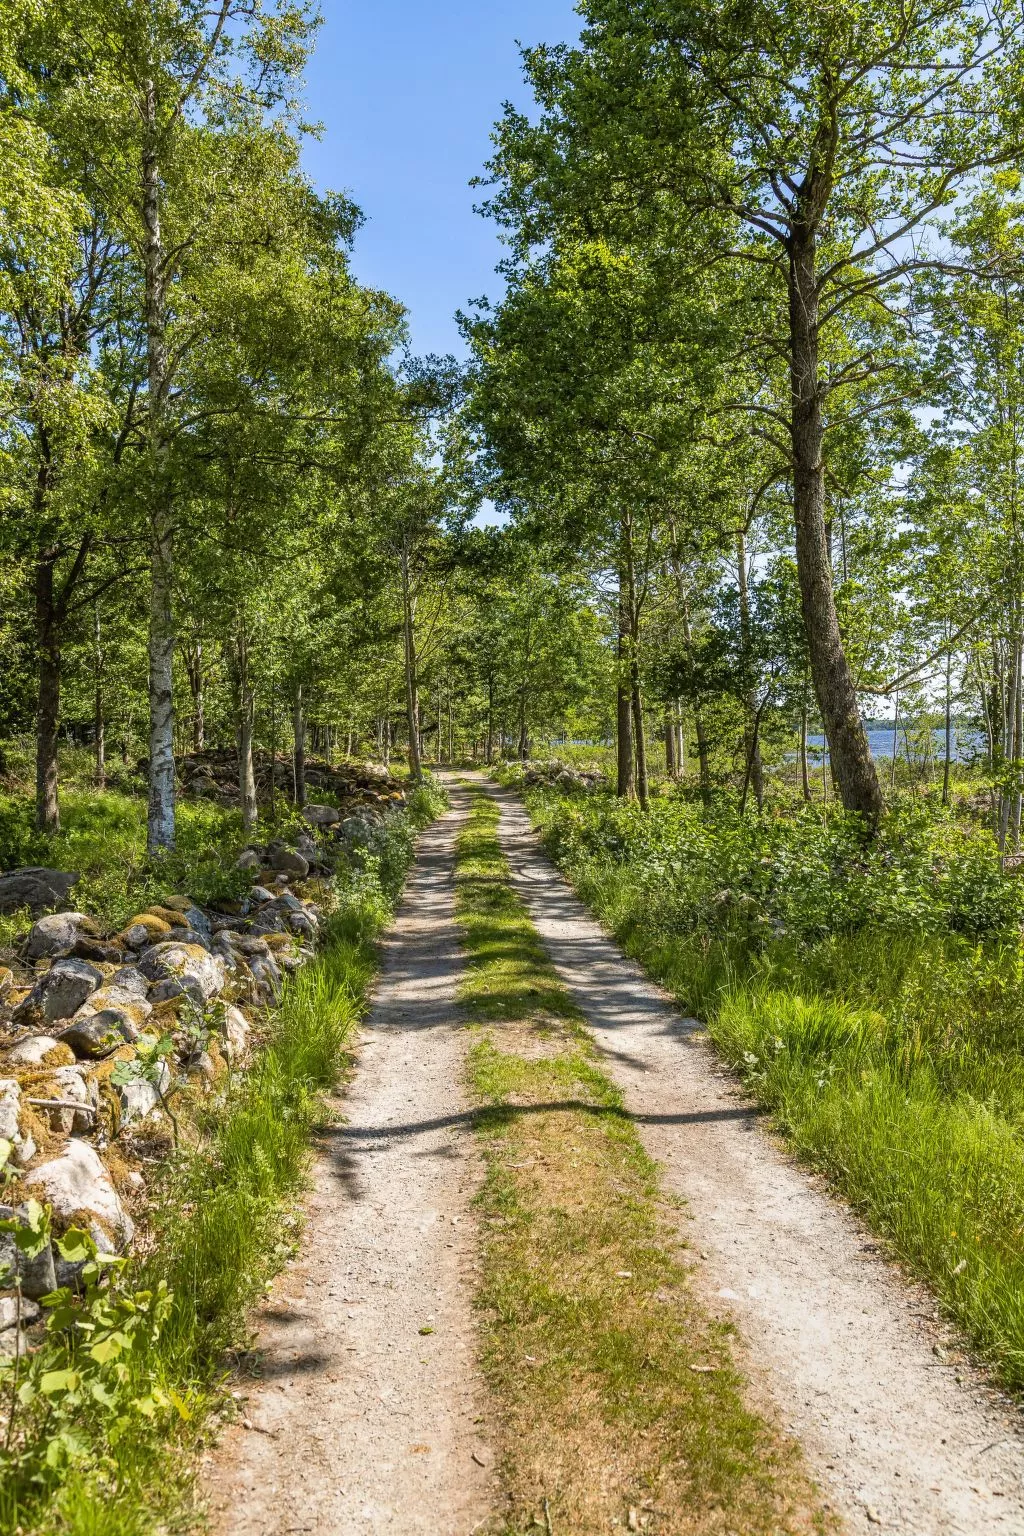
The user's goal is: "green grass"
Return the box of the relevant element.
[0,781,448,1536]
[525,785,1024,1396]
[455,787,828,1536]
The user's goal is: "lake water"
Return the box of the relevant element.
[807,727,982,763]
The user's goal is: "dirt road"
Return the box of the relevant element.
[205,783,496,1535]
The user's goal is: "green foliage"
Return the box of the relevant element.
[0,789,251,929]
[534,786,1024,944]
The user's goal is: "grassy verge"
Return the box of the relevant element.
[517,781,1024,1396]
[0,781,447,1536]
[455,787,829,1536]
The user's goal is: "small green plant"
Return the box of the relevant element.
[111,1034,179,1142]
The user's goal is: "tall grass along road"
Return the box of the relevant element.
[479,773,1024,1536]
[454,779,828,1536]
[204,781,496,1536]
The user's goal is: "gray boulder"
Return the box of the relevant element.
[235,848,262,873]
[110,966,149,999]
[16,958,103,1025]
[114,1059,170,1126]
[0,1205,57,1299]
[59,1011,132,1060]
[0,1296,39,1332]
[184,906,212,943]
[138,941,226,1007]
[290,910,317,940]
[24,1141,134,1250]
[25,912,100,959]
[303,803,341,827]
[0,867,79,914]
[269,847,309,878]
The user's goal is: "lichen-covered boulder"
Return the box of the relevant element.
[25,912,100,960]
[138,941,225,1006]
[24,1140,134,1250]
[39,1064,97,1133]
[5,1034,73,1068]
[120,914,172,948]
[110,966,149,999]
[72,983,152,1041]
[0,1079,36,1165]
[220,1004,251,1064]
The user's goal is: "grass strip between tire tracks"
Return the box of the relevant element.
[454,785,831,1536]
[0,783,447,1536]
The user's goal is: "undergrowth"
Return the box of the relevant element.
[0,780,447,1536]
[518,778,1024,1395]
[455,786,829,1535]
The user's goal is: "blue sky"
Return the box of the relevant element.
[300,1,583,360]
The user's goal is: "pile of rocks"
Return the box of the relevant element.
[180,750,406,817]
[0,816,346,1356]
[515,760,605,791]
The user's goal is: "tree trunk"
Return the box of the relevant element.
[293,686,306,808]
[184,641,204,753]
[665,709,677,777]
[143,79,176,854]
[486,674,494,764]
[631,681,648,809]
[229,633,258,832]
[891,688,900,793]
[616,587,634,799]
[800,673,811,802]
[789,222,883,823]
[670,543,710,799]
[942,640,953,808]
[93,602,105,789]
[34,553,60,833]
[401,541,422,781]
[736,527,764,811]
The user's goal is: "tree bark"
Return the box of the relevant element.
[486,674,495,764]
[229,632,258,832]
[292,686,306,808]
[143,78,176,854]
[34,553,61,833]
[631,680,648,809]
[93,603,105,789]
[616,585,634,798]
[789,221,883,823]
[401,540,422,781]
[800,672,811,802]
[183,641,204,753]
[736,527,764,811]
[665,709,677,777]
